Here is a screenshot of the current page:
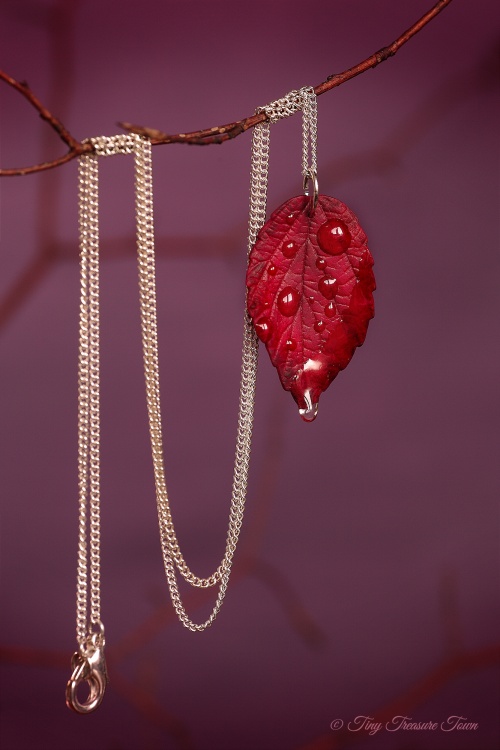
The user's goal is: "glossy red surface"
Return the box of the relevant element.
[246,195,375,419]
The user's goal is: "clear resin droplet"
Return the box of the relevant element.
[298,389,319,422]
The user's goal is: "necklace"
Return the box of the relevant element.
[66,86,375,713]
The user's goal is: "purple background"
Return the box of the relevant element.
[1,1,499,749]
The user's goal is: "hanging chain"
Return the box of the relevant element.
[68,86,315,710]
[298,87,319,210]
[134,136,261,630]
[76,149,101,645]
[301,86,318,181]
[67,144,108,714]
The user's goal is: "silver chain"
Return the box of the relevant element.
[300,87,318,181]
[134,137,260,630]
[76,148,101,645]
[72,85,317,677]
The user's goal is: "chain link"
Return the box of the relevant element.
[75,86,315,639]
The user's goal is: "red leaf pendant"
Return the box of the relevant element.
[246,195,375,421]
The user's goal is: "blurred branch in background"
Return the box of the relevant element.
[299,567,500,750]
[3,610,499,749]
[0,1,79,327]
[0,386,323,748]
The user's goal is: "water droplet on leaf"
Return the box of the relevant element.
[317,218,351,255]
[277,286,300,316]
[318,276,338,300]
[282,240,299,258]
[254,318,272,343]
[315,258,327,270]
[325,302,336,318]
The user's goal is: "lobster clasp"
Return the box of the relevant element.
[66,622,108,714]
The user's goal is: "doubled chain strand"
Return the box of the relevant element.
[134,135,262,629]
[301,87,318,180]
[76,152,100,644]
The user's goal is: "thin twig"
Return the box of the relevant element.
[0,71,78,149]
[0,70,93,175]
[0,0,454,176]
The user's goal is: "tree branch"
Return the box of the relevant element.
[0,0,454,177]
[0,70,93,175]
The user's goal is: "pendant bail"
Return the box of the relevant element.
[300,87,318,213]
[303,169,319,214]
